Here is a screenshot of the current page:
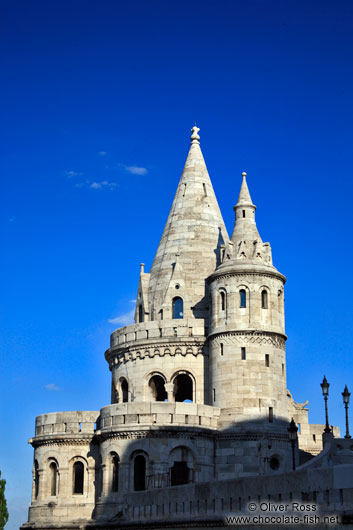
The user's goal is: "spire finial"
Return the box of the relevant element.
[242,171,247,177]
[190,125,200,144]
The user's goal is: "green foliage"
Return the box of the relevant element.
[0,471,9,530]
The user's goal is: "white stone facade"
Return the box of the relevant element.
[22,127,351,530]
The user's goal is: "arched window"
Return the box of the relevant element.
[240,289,246,308]
[261,290,268,309]
[73,461,84,494]
[121,378,129,403]
[138,304,143,323]
[220,291,226,311]
[171,461,190,486]
[149,375,167,401]
[134,455,146,491]
[49,462,58,496]
[174,373,193,402]
[34,460,39,499]
[112,455,119,493]
[169,446,194,487]
[172,297,183,319]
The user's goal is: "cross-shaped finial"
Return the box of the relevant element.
[190,125,200,144]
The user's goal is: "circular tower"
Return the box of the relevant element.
[208,172,290,474]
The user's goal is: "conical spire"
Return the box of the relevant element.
[148,126,229,319]
[236,172,255,207]
[229,172,274,264]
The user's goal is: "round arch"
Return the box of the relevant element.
[171,370,196,403]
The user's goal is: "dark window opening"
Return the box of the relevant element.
[213,388,216,402]
[159,309,163,320]
[134,455,146,491]
[220,291,226,311]
[240,289,246,308]
[241,347,246,360]
[269,457,280,470]
[34,461,39,499]
[203,183,207,196]
[282,363,284,376]
[313,434,316,443]
[49,462,57,496]
[149,375,167,401]
[172,297,183,319]
[73,461,84,494]
[220,343,223,356]
[138,304,143,323]
[112,456,119,492]
[242,210,246,218]
[174,373,193,402]
[170,461,190,486]
[269,407,274,423]
[261,290,268,309]
[121,378,129,402]
[265,354,270,367]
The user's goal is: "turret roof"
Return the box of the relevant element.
[148,126,229,316]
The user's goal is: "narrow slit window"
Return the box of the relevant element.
[34,461,39,499]
[261,290,268,309]
[134,455,146,491]
[242,210,245,218]
[138,304,143,323]
[269,407,274,422]
[49,462,57,496]
[265,354,270,367]
[203,183,207,196]
[73,461,84,494]
[172,297,183,319]
[220,291,226,311]
[282,363,284,376]
[213,389,216,402]
[220,343,223,356]
[241,347,246,360]
[240,289,246,308]
[112,456,119,492]
[121,378,129,402]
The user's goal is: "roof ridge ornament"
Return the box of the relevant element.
[190,125,200,144]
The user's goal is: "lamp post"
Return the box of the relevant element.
[320,376,331,434]
[288,418,298,471]
[342,385,351,439]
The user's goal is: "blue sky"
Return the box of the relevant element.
[1,1,352,528]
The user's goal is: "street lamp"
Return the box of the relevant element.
[288,418,298,471]
[342,385,351,439]
[320,376,331,433]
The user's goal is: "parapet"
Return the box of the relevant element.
[99,402,220,431]
[109,318,206,349]
[32,410,100,439]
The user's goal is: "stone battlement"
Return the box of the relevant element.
[34,411,99,437]
[99,402,220,431]
[109,318,206,348]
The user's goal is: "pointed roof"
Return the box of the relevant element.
[148,126,229,316]
[236,172,255,207]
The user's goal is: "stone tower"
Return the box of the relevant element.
[25,126,344,530]
[107,125,229,407]
[208,172,287,426]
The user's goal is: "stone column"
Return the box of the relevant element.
[165,383,175,402]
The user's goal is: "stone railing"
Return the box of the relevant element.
[122,464,353,523]
[99,402,220,431]
[110,319,206,348]
[34,411,100,437]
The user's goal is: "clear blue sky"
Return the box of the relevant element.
[1,1,352,528]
